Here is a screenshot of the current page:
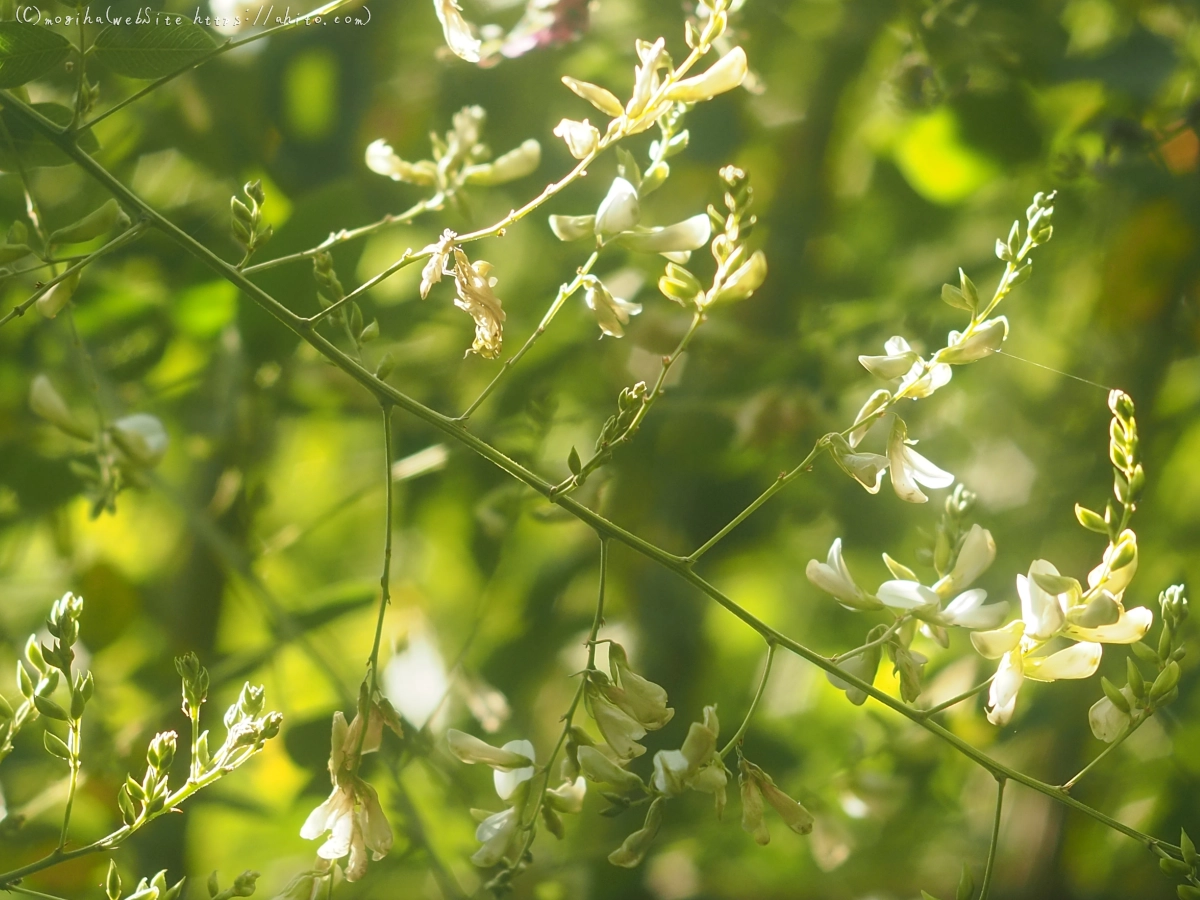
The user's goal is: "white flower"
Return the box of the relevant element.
[29,374,84,437]
[970,620,1025,659]
[577,745,643,791]
[805,538,882,611]
[875,579,940,612]
[447,730,533,770]
[112,414,169,468]
[1023,641,1102,682]
[1086,530,1138,598]
[451,249,506,359]
[899,360,952,398]
[859,336,919,380]
[936,589,1008,630]
[587,687,648,760]
[419,229,456,299]
[553,118,600,159]
[848,389,891,448]
[626,37,668,120]
[887,418,954,504]
[937,317,1008,365]
[933,524,995,598]
[1018,560,1067,641]
[471,807,518,867]
[301,712,393,881]
[665,47,748,102]
[546,776,587,814]
[595,177,641,236]
[615,214,711,256]
[549,214,596,241]
[986,650,1024,726]
[1065,606,1153,644]
[364,139,436,185]
[434,0,481,63]
[463,139,542,186]
[827,433,890,494]
[493,740,536,800]
[1089,688,1133,742]
[584,279,642,338]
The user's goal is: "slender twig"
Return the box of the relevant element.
[2,87,1187,872]
[457,250,600,421]
[244,197,440,275]
[55,720,81,852]
[367,404,395,687]
[0,222,149,329]
[1061,715,1148,792]
[979,777,1006,900]
[919,675,995,719]
[832,616,905,665]
[721,641,777,758]
[4,884,72,900]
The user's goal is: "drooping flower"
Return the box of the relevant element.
[827,433,890,494]
[859,336,920,381]
[936,316,1009,365]
[434,0,482,63]
[738,758,813,846]
[805,538,882,612]
[584,278,642,338]
[450,248,506,359]
[595,177,641,236]
[300,711,394,882]
[934,588,1008,630]
[887,417,954,504]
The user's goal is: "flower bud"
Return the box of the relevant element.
[711,249,767,304]
[561,76,624,117]
[36,270,81,319]
[595,177,641,236]
[578,745,644,791]
[365,139,437,185]
[464,139,541,185]
[607,797,663,867]
[30,374,87,438]
[447,729,534,770]
[665,47,748,102]
[434,0,481,62]
[112,414,169,468]
[936,316,1008,364]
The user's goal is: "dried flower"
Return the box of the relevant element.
[451,248,506,359]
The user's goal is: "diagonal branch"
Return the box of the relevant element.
[0,88,1184,868]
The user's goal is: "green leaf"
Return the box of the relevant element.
[44,729,72,759]
[33,693,68,720]
[48,199,125,245]
[0,103,100,172]
[93,22,217,79]
[568,446,582,476]
[956,863,974,900]
[941,283,971,311]
[0,23,71,89]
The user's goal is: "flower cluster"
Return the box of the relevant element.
[301,708,394,882]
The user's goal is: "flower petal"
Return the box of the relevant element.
[1024,642,1102,682]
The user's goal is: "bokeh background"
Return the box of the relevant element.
[1,0,1199,898]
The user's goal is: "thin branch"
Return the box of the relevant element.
[832,616,905,665]
[918,675,994,718]
[4,87,1186,869]
[979,777,1006,900]
[1061,714,1148,792]
[720,641,776,758]
[367,404,395,688]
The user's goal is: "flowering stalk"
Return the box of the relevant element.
[719,642,776,759]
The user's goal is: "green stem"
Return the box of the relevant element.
[1061,714,1148,792]
[919,675,994,719]
[720,641,776,758]
[56,721,81,851]
[367,404,396,686]
[832,616,905,665]
[4,884,72,900]
[244,197,440,276]
[978,777,1006,900]
[3,87,1182,870]
[0,222,149,328]
[687,442,826,563]
[457,250,600,421]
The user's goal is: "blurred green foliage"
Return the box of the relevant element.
[0,0,1199,898]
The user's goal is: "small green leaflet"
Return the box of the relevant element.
[0,23,71,89]
[93,22,217,79]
